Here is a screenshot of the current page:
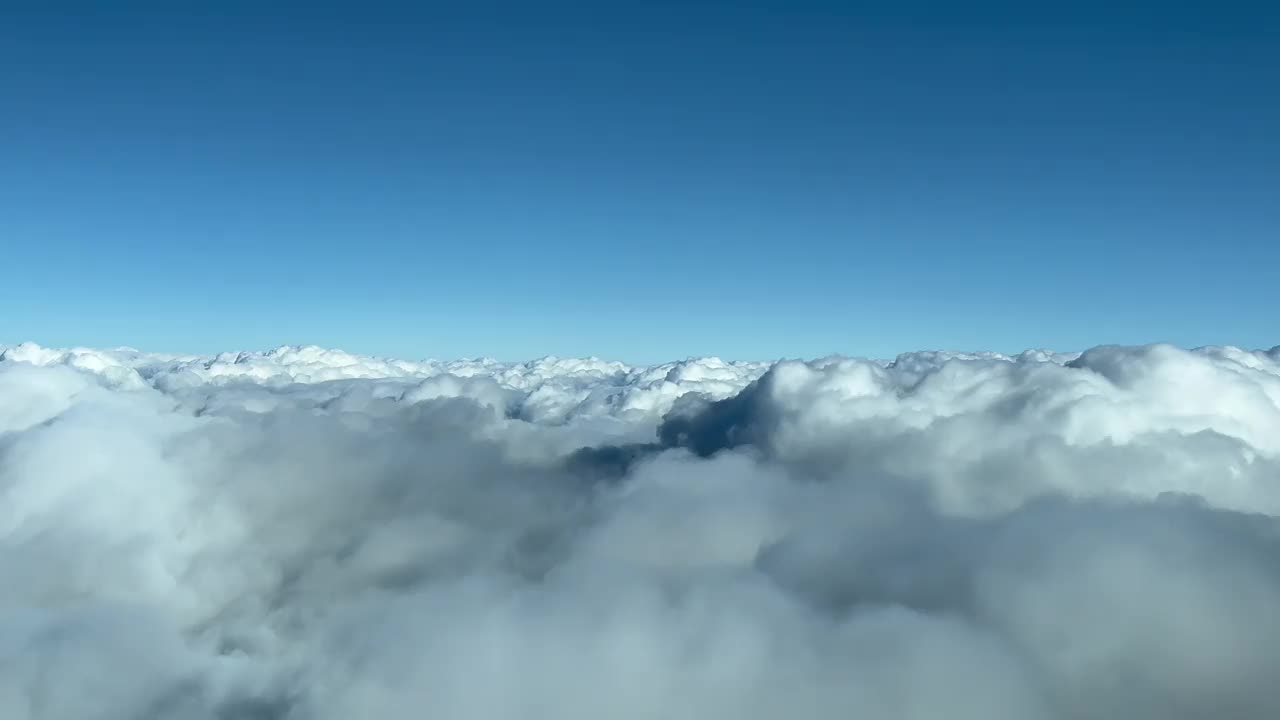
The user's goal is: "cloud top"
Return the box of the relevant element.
[2,340,1279,719]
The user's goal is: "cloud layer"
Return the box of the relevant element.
[3,340,1280,719]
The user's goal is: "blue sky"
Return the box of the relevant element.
[2,1,1277,362]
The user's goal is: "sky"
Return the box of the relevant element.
[2,0,1277,363]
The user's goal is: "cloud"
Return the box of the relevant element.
[1,340,1279,718]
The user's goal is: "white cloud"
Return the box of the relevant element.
[1,340,1279,718]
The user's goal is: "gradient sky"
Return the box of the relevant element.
[2,1,1277,362]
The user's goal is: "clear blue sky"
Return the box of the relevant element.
[2,1,1277,362]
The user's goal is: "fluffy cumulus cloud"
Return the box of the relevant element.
[2,340,1280,719]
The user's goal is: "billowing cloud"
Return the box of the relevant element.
[2,340,1280,718]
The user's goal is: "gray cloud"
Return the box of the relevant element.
[2,341,1280,718]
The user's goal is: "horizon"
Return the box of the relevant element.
[5,336,1279,369]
